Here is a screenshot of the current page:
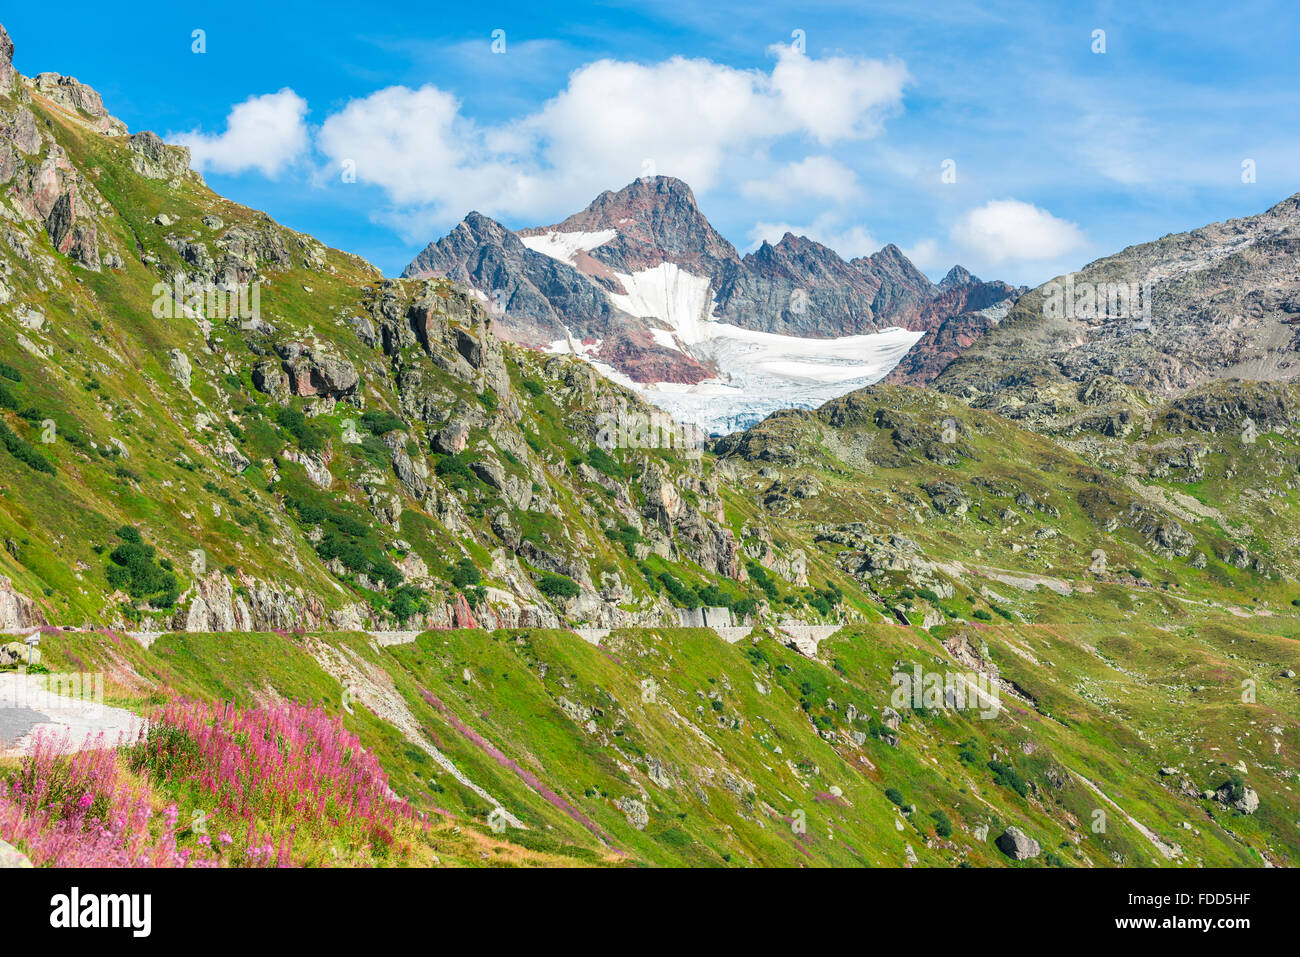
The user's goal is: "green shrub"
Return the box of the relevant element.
[389,585,428,621]
[658,572,700,609]
[435,453,478,491]
[930,809,953,838]
[746,561,779,600]
[106,526,180,607]
[584,446,625,480]
[450,557,481,589]
[360,410,405,436]
[283,486,396,587]
[606,523,642,557]
[988,760,1029,798]
[538,573,579,599]
[695,583,735,608]
[1220,773,1246,803]
[275,406,325,453]
[884,787,906,807]
[0,421,54,474]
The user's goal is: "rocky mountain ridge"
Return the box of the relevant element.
[935,191,1300,419]
[404,176,1019,393]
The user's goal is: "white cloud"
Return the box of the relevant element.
[747,212,880,260]
[318,85,496,208]
[767,45,909,144]
[313,47,908,223]
[949,199,1086,264]
[901,238,942,270]
[741,156,861,203]
[171,89,309,178]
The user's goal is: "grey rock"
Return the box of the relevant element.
[470,458,506,490]
[273,341,359,399]
[995,826,1041,860]
[0,24,13,95]
[168,348,192,388]
[129,132,192,183]
[434,418,471,456]
[617,796,650,830]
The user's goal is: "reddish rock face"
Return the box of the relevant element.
[884,271,1024,386]
[527,175,739,276]
[596,327,715,385]
[451,592,479,629]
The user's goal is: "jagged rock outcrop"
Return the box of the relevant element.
[0,576,45,629]
[127,131,192,184]
[404,211,636,351]
[937,191,1300,407]
[273,340,359,399]
[32,73,126,134]
[174,571,345,633]
[884,284,1020,386]
[0,24,14,95]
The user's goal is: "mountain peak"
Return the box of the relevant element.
[852,244,934,295]
[939,265,977,290]
[531,173,738,273]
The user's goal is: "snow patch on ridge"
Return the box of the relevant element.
[520,229,617,267]
[608,263,717,347]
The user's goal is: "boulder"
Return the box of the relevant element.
[0,576,45,629]
[1215,782,1259,815]
[0,640,38,667]
[995,826,1041,860]
[168,348,192,388]
[434,418,471,456]
[469,458,506,490]
[274,341,359,399]
[617,796,650,830]
[251,359,289,398]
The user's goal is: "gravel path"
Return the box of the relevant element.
[0,673,141,758]
[0,705,50,749]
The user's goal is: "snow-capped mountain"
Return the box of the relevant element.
[403,176,1019,433]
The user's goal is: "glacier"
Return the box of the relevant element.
[532,233,926,436]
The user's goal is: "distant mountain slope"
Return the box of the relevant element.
[934,192,1300,418]
[883,272,1023,387]
[405,176,1018,430]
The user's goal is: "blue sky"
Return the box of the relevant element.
[5,1,1299,284]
